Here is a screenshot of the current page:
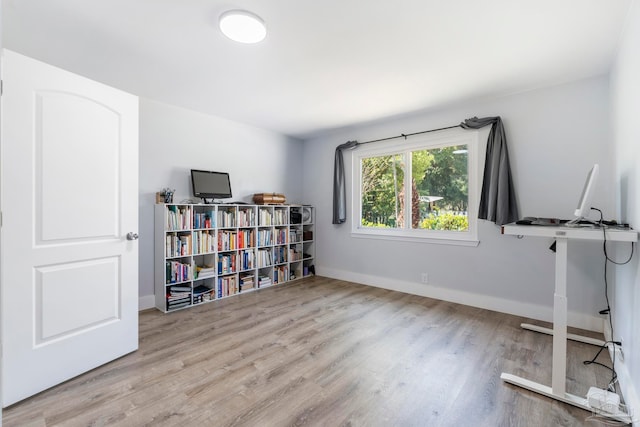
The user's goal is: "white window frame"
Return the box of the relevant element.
[351,127,480,246]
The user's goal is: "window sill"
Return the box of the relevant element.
[351,230,480,247]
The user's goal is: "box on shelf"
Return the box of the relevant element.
[253,193,286,205]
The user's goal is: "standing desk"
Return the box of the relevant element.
[501,224,637,421]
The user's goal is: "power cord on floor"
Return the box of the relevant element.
[585,207,635,393]
[583,340,619,391]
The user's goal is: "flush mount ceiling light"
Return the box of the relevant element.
[219,10,266,44]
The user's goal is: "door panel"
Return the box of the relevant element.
[36,257,120,344]
[36,91,121,242]
[1,49,139,406]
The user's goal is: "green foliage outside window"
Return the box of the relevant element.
[420,212,469,231]
[360,145,469,232]
[361,154,405,228]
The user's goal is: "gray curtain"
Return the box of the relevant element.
[333,140,358,224]
[461,116,519,225]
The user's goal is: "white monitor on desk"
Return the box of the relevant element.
[567,163,599,225]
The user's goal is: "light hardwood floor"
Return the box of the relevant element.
[3,276,622,426]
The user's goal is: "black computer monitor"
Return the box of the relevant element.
[190,169,232,203]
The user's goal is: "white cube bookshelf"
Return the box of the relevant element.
[155,203,315,312]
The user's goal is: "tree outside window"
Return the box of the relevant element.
[351,119,484,249]
[360,145,468,231]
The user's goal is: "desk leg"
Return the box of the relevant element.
[520,323,605,347]
[552,237,568,395]
[500,231,633,423]
[500,373,632,423]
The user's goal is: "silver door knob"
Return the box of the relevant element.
[126,232,139,240]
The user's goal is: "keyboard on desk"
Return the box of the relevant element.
[515,217,567,226]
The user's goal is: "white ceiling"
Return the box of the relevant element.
[2,0,632,140]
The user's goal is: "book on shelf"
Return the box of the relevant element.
[273,209,287,226]
[167,302,190,310]
[239,250,255,270]
[194,211,214,229]
[168,291,191,298]
[237,229,256,249]
[239,275,255,291]
[217,275,238,298]
[217,209,236,228]
[218,230,238,251]
[166,205,192,231]
[288,248,300,261]
[217,253,236,275]
[167,297,190,305]
[257,229,273,246]
[258,275,272,287]
[194,230,215,254]
[274,266,288,284]
[195,265,216,279]
[276,228,287,244]
[166,260,192,284]
[237,208,255,227]
[257,248,272,267]
[259,208,273,226]
[165,233,192,257]
[192,285,211,296]
[273,246,287,264]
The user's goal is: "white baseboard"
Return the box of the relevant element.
[139,295,156,311]
[317,265,604,332]
[604,322,640,425]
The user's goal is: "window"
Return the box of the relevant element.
[352,128,480,245]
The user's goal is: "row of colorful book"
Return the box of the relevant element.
[257,248,272,268]
[273,246,287,264]
[274,266,288,284]
[218,229,256,251]
[166,289,190,310]
[258,208,273,226]
[217,209,236,228]
[166,232,192,257]
[193,211,214,229]
[193,230,215,254]
[218,253,236,274]
[165,261,192,284]
[257,229,273,246]
[237,209,256,227]
[217,276,238,298]
[166,205,191,231]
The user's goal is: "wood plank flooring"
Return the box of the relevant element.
[3,276,622,426]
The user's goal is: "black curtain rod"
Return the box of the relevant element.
[356,124,461,146]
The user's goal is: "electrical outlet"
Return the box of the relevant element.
[614,344,624,362]
[421,273,428,284]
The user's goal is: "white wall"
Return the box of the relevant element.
[1,7,4,425]
[611,0,640,420]
[138,98,304,306]
[303,76,613,331]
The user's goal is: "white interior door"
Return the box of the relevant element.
[1,49,139,406]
